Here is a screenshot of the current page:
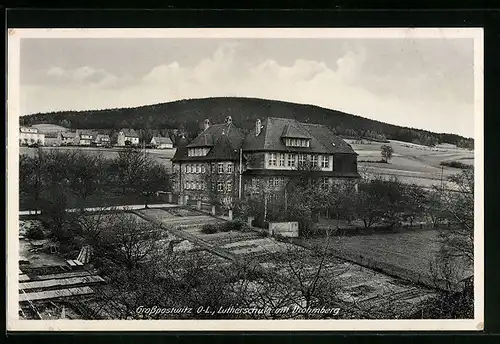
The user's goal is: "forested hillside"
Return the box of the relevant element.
[20,97,474,148]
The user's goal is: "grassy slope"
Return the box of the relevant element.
[352,140,474,188]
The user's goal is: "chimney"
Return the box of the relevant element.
[255,119,262,136]
[203,119,210,131]
[225,116,232,125]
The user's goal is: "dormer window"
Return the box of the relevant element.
[188,147,210,157]
[285,138,310,147]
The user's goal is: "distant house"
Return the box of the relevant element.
[74,130,94,146]
[19,126,45,146]
[57,131,76,146]
[94,133,111,146]
[117,129,139,146]
[150,136,173,149]
[44,132,59,146]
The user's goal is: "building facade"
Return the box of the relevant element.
[150,136,173,149]
[242,117,360,199]
[117,129,140,146]
[57,131,76,145]
[172,116,360,207]
[172,117,244,207]
[19,127,45,146]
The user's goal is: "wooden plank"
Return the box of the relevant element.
[19,274,30,282]
[66,260,76,267]
[19,275,105,291]
[19,286,95,302]
[74,260,84,266]
[34,271,92,281]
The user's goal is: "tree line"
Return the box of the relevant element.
[20,97,474,149]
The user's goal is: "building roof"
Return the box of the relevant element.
[243,117,356,155]
[119,129,139,137]
[60,132,76,138]
[20,126,38,133]
[151,136,173,145]
[186,123,243,148]
[173,123,244,162]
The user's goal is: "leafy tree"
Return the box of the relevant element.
[380,145,394,163]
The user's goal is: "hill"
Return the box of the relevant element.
[20,97,474,149]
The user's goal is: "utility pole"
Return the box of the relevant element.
[238,148,243,200]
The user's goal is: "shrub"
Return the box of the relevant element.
[26,225,45,240]
[201,224,218,234]
[440,161,473,169]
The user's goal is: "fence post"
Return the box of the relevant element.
[197,200,202,210]
[248,216,254,227]
[211,205,216,216]
[178,195,183,206]
[168,192,173,203]
[228,209,233,220]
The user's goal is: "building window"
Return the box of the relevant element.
[321,177,330,190]
[227,181,232,192]
[287,154,296,167]
[311,155,318,167]
[269,153,277,166]
[321,155,330,169]
[227,163,233,174]
[211,182,216,191]
[201,165,206,173]
[211,163,216,173]
[185,182,189,190]
[187,165,192,173]
[218,163,224,174]
[217,182,224,192]
[298,154,306,164]
[274,177,280,187]
[279,154,285,167]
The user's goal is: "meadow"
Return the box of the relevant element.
[349,139,474,189]
[19,146,176,170]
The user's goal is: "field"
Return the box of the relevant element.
[295,227,473,289]
[348,139,474,189]
[19,146,176,170]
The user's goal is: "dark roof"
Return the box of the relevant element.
[120,129,139,137]
[173,123,244,162]
[243,117,356,154]
[281,123,312,139]
[186,123,243,148]
[60,132,76,138]
[152,136,173,145]
[44,132,58,138]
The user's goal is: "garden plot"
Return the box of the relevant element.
[222,238,301,258]
[182,228,261,244]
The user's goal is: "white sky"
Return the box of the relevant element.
[20,38,474,137]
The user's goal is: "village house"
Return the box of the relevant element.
[57,131,76,146]
[44,132,59,146]
[74,130,94,146]
[19,126,45,146]
[93,131,111,146]
[172,116,359,207]
[150,136,174,149]
[116,129,140,146]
